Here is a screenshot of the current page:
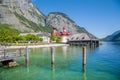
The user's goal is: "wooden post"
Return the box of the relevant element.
[4,49,6,59]
[51,47,55,70]
[82,46,86,72]
[95,41,96,47]
[20,48,22,56]
[83,46,86,65]
[96,41,99,47]
[90,40,92,48]
[82,63,86,72]
[25,46,29,67]
[83,67,87,80]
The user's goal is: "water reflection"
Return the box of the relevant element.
[26,66,30,73]
[83,71,87,80]
[82,64,86,73]
[62,46,68,58]
[42,47,50,54]
[82,65,87,80]
[87,45,99,53]
[51,62,55,71]
[51,64,55,80]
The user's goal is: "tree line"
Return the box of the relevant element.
[0,24,43,43]
[0,24,62,44]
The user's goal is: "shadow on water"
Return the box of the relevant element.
[62,46,68,58]
[26,66,30,73]
[87,45,100,54]
[51,64,55,80]
[82,64,87,80]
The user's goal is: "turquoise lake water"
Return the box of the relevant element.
[0,42,120,80]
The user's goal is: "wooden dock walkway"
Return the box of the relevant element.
[0,48,24,62]
[0,44,67,62]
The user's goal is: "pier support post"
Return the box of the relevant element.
[82,46,86,72]
[20,48,22,56]
[51,47,55,70]
[25,46,29,67]
[96,41,99,47]
[3,49,6,59]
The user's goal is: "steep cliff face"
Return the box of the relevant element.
[46,12,88,34]
[103,30,120,41]
[0,0,47,32]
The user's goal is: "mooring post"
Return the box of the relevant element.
[3,49,6,59]
[82,46,86,72]
[25,46,29,67]
[20,48,22,56]
[83,46,86,65]
[97,41,99,47]
[51,47,55,70]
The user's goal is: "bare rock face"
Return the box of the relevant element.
[46,12,88,35]
[0,0,46,32]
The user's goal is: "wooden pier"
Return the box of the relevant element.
[0,44,67,67]
[68,40,99,47]
[0,44,88,72]
[0,48,24,62]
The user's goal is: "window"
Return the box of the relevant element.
[76,37,79,40]
[82,37,85,40]
[71,37,74,40]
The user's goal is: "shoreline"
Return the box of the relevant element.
[4,44,69,49]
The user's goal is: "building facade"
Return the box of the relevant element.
[52,26,70,43]
[67,33,99,46]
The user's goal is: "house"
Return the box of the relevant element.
[36,32,50,43]
[67,33,99,46]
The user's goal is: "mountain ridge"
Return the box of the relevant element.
[46,12,90,34]
[0,0,97,39]
[103,30,120,41]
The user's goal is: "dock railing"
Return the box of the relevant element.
[0,48,24,61]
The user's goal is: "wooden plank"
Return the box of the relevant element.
[0,56,23,61]
[0,53,24,62]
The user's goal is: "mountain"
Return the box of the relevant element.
[103,30,120,41]
[46,12,89,34]
[0,0,97,39]
[0,0,52,33]
[46,12,97,38]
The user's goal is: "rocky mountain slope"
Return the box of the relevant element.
[103,30,120,41]
[46,12,89,34]
[0,0,97,38]
[0,0,50,32]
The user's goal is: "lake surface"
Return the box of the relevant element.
[0,42,120,80]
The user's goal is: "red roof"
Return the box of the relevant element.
[52,26,70,36]
[53,32,70,36]
[53,32,61,36]
[61,32,70,36]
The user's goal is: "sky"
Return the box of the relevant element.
[31,0,120,38]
